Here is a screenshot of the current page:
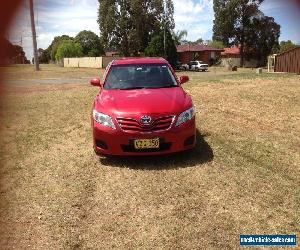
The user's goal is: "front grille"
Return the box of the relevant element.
[184,135,195,146]
[117,116,175,132]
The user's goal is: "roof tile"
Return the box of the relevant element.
[177,44,224,52]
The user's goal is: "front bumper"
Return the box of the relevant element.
[92,117,196,156]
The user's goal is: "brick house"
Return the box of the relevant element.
[221,46,240,58]
[220,45,261,68]
[177,44,224,65]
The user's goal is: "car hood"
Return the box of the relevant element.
[95,87,192,117]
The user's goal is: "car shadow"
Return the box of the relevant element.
[99,129,214,170]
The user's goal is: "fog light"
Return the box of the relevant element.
[184,135,195,146]
[95,140,108,149]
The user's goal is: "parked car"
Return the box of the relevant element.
[174,60,182,70]
[188,61,208,71]
[181,63,189,70]
[90,57,196,156]
[188,60,209,71]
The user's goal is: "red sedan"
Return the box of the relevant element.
[90,57,196,156]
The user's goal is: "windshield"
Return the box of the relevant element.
[104,63,178,90]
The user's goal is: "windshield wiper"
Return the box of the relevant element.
[163,85,178,88]
[113,85,178,90]
[147,85,178,89]
[121,86,146,90]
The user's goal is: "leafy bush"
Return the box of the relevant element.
[55,40,83,61]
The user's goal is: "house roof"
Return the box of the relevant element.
[221,46,240,56]
[177,44,224,53]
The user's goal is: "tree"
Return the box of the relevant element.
[245,14,280,65]
[179,38,204,45]
[207,40,225,49]
[97,0,175,56]
[233,0,264,66]
[0,38,29,64]
[279,40,295,53]
[212,0,235,46]
[194,38,204,44]
[164,0,175,30]
[44,35,74,62]
[213,0,263,62]
[172,30,187,45]
[97,0,118,52]
[10,44,28,63]
[37,48,49,64]
[145,29,177,67]
[75,30,104,56]
[55,40,83,61]
[213,0,280,66]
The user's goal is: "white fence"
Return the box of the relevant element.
[63,56,119,68]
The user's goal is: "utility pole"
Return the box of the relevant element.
[163,0,166,58]
[29,0,40,70]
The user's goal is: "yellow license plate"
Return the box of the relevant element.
[134,138,159,149]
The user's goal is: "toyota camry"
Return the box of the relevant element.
[90,57,196,155]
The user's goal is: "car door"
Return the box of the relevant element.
[190,61,195,70]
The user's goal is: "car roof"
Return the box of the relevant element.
[111,57,168,65]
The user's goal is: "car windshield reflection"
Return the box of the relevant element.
[104,63,178,90]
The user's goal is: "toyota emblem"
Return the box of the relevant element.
[140,115,152,125]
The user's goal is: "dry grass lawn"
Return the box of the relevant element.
[0,64,299,249]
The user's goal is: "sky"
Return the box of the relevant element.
[8,0,300,60]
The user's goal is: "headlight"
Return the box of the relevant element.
[176,106,195,126]
[93,110,116,129]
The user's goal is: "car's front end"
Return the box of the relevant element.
[91,57,196,156]
[92,105,196,156]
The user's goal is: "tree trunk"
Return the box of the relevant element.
[240,41,244,67]
[240,4,246,68]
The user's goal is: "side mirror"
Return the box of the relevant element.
[90,78,101,87]
[179,75,189,84]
